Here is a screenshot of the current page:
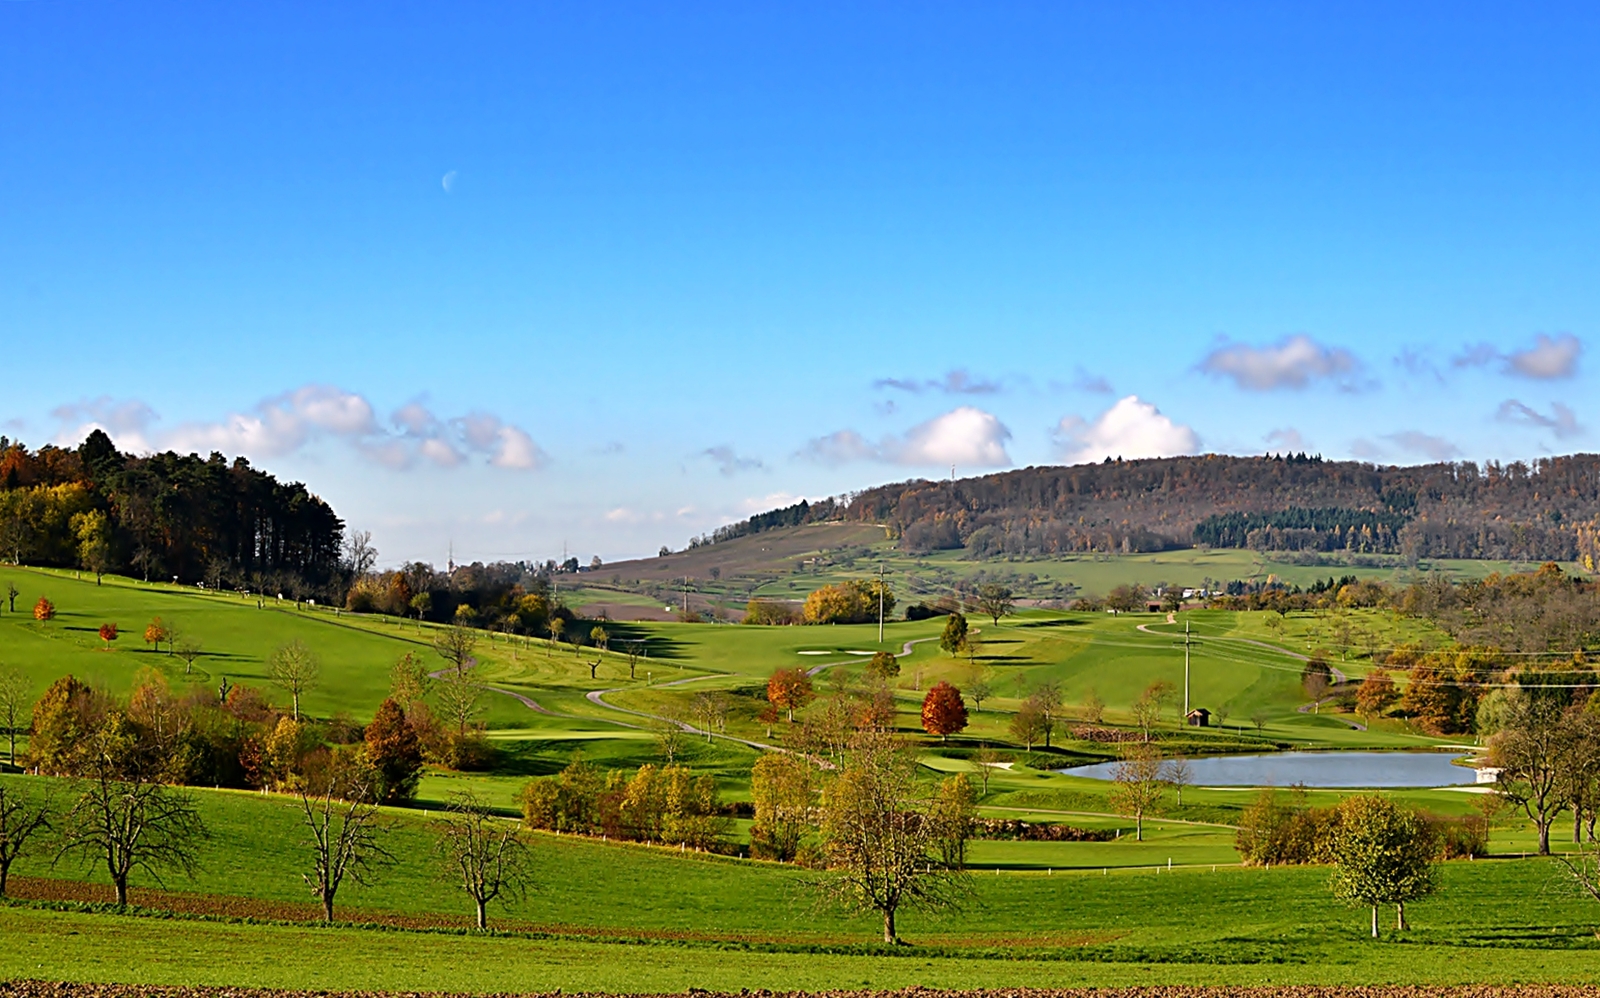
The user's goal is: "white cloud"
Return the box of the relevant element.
[1386,431,1460,461]
[891,407,1012,467]
[50,397,160,453]
[1054,395,1199,464]
[47,385,545,473]
[1199,334,1362,391]
[736,492,812,515]
[419,437,465,468]
[1264,428,1309,452]
[1496,399,1582,439]
[491,426,547,470]
[796,429,880,466]
[698,445,765,476]
[1454,334,1582,380]
[874,369,1004,395]
[1508,334,1581,379]
[798,407,1012,469]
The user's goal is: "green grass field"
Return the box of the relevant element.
[3,563,1576,992]
[0,771,1594,992]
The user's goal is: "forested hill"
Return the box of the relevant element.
[714,454,1600,564]
[0,430,343,595]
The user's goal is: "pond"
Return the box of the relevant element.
[1058,751,1478,788]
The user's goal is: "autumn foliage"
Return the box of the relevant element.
[920,681,969,741]
[32,596,55,622]
[97,623,118,649]
[767,668,815,722]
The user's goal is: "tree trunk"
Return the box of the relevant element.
[476,898,487,931]
[882,907,896,944]
[322,893,335,921]
[293,692,301,722]
[0,862,9,897]
[1371,905,1378,938]
[1576,810,1584,844]
[1539,820,1552,856]
[1136,813,1144,841]
[1396,901,1406,931]
[114,876,129,907]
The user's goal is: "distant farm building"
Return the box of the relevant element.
[1186,708,1211,727]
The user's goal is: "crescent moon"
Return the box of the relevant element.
[442,170,458,193]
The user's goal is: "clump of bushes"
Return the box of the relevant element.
[744,599,801,625]
[1235,787,1486,865]
[519,758,732,851]
[973,819,1114,842]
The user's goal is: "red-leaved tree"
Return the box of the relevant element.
[97,623,118,650]
[921,682,969,742]
[767,668,815,722]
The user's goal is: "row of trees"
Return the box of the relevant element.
[0,769,529,930]
[1,642,495,794]
[0,431,343,595]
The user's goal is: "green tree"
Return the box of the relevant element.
[865,651,900,682]
[818,732,963,943]
[938,612,969,658]
[749,753,816,862]
[70,510,112,585]
[930,773,977,869]
[1328,794,1437,937]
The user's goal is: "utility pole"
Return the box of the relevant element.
[682,576,689,616]
[877,561,885,644]
[1172,620,1202,716]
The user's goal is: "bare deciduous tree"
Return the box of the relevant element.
[344,530,378,578]
[1164,755,1194,808]
[0,666,29,767]
[433,623,479,677]
[269,639,321,721]
[434,792,533,930]
[0,784,52,896]
[58,770,207,906]
[1109,743,1166,841]
[299,777,393,922]
[434,675,485,735]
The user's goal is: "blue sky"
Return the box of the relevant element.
[3,2,1598,565]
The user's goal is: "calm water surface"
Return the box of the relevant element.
[1059,751,1475,788]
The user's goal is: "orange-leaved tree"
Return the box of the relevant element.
[97,623,118,650]
[920,682,969,742]
[33,597,55,622]
[767,668,815,722]
[144,617,168,654]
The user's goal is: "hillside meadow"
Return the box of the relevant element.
[1,564,1583,992]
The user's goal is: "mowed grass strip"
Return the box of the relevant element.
[7,904,1600,992]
